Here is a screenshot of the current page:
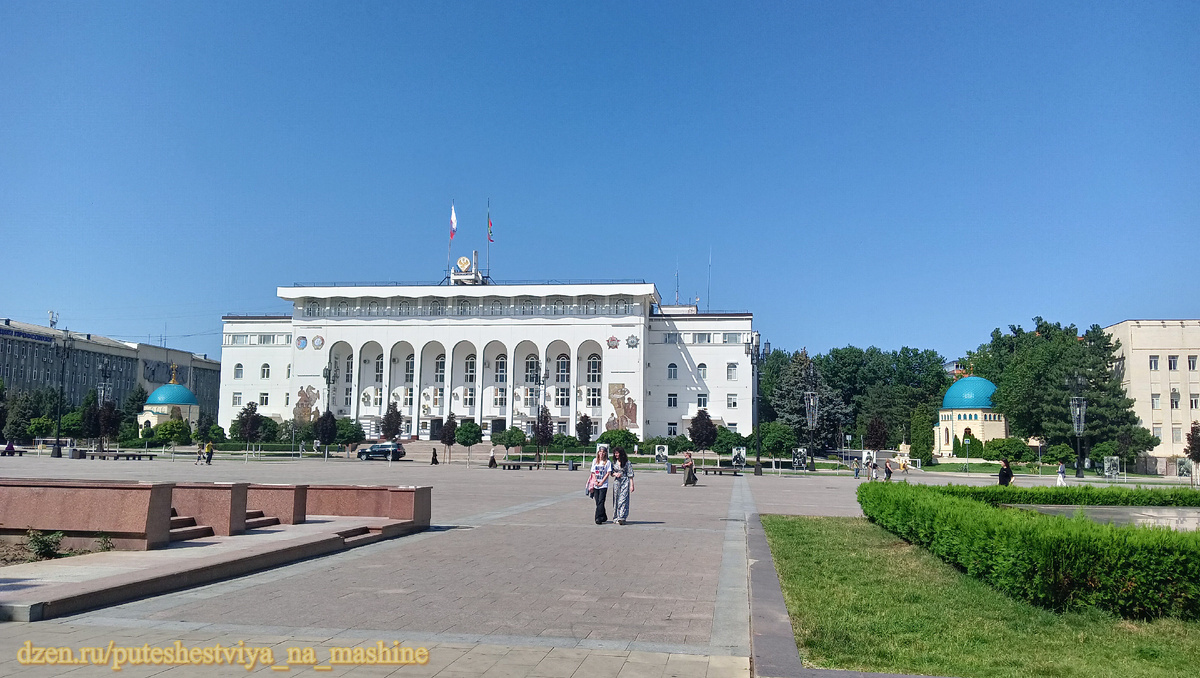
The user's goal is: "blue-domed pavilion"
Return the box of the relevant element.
[137,366,201,432]
[933,376,1008,457]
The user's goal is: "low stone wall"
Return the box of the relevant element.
[173,483,248,536]
[247,484,308,524]
[307,485,432,525]
[0,479,174,550]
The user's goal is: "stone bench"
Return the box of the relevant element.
[701,467,742,476]
[306,485,431,527]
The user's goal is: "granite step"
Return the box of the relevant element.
[169,516,196,530]
[246,516,280,529]
[169,524,215,542]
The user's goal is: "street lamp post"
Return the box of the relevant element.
[1067,374,1087,478]
[745,332,768,476]
[804,363,818,472]
[51,332,75,458]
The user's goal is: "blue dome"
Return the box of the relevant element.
[942,376,996,410]
[146,383,199,406]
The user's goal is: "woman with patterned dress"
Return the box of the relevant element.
[611,448,634,525]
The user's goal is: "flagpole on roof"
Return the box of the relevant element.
[486,198,491,279]
[447,200,456,283]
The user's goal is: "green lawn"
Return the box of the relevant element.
[761,515,1200,678]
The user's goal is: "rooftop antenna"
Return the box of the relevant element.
[707,246,712,312]
[47,311,58,329]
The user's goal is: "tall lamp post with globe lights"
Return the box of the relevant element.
[51,332,75,458]
[745,332,769,476]
[804,364,818,472]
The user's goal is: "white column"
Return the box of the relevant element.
[411,344,424,439]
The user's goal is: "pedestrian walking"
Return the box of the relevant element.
[611,448,634,524]
[901,459,909,475]
[884,458,893,482]
[852,459,861,479]
[1056,461,1067,487]
[681,451,698,487]
[998,459,1014,486]
[588,447,612,524]
[870,461,879,481]
[430,447,439,465]
[204,441,214,465]
[488,448,498,468]
[195,443,204,465]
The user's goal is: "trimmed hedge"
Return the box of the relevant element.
[930,484,1200,508]
[857,482,1200,620]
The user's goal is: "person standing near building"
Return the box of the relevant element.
[1056,461,1067,487]
[681,451,698,487]
[998,459,1014,486]
[589,448,612,524]
[611,448,634,525]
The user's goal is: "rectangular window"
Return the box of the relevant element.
[1151,393,1161,409]
[494,387,507,408]
[698,393,708,408]
[1173,427,1183,443]
[663,332,681,344]
[591,422,600,436]
[404,388,413,407]
[667,393,678,408]
[232,392,242,406]
[723,332,741,344]
[1171,392,1180,409]
[727,362,738,380]
[727,393,738,408]
[728,423,737,433]
[285,392,290,406]
[1191,394,1199,410]
[259,393,269,406]
[1169,355,1179,371]
[345,371,352,384]
[344,387,351,407]
[464,387,475,408]
[693,333,712,344]
[587,387,601,408]
[1149,355,1159,371]
[1190,355,1197,371]
[1153,426,1162,440]
[433,388,444,407]
[259,334,276,345]
[232,334,248,345]
[556,422,567,435]
[667,423,678,436]
[555,387,569,407]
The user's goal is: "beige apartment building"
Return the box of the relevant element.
[1104,319,1200,459]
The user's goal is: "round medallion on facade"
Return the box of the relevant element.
[312,335,325,350]
[626,335,639,348]
[606,336,620,349]
[295,336,307,350]
[457,256,472,272]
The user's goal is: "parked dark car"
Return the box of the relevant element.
[358,442,406,461]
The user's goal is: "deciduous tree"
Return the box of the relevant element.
[576,414,593,446]
[315,410,337,446]
[688,408,718,451]
[440,412,458,461]
[234,403,263,443]
[456,420,483,458]
[380,402,402,440]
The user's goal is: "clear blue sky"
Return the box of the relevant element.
[2,2,1197,362]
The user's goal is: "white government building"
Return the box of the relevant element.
[218,258,755,442]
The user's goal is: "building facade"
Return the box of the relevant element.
[0,317,220,415]
[932,376,1009,457]
[1104,319,1200,458]
[218,270,754,442]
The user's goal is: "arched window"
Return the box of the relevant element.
[404,354,415,383]
[305,301,318,317]
[434,354,445,383]
[698,363,707,379]
[234,363,243,379]
[464,354,476,383]
[525,354,540,383]
[375,354,384,383]
[495,354,507,383]
[587,354,601,383]
[458,300,471,315]
[945,428,949,445]
[261,363,270,379]
[553,300,565,315]
[520,299,534,315]
[556,354,570,383]
[367,301,379,316]
[336,301,348,316]
[491,300,503,315]
[667,363,677,380]
[399,300,410,316]
[585,299,597,314]
[615,299,628,314]
[345,354,353,383]
[429,301,444,316]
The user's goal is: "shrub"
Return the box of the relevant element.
[857,482,1200,620]
[930,483,1200,508]
[26,529,64,560]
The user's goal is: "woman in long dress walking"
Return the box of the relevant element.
[611,448,634,525]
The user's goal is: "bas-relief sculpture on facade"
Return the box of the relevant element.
[606,383,637,431]
[292,385,320,424]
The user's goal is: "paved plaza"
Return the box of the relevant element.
[0,457,1048,676]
